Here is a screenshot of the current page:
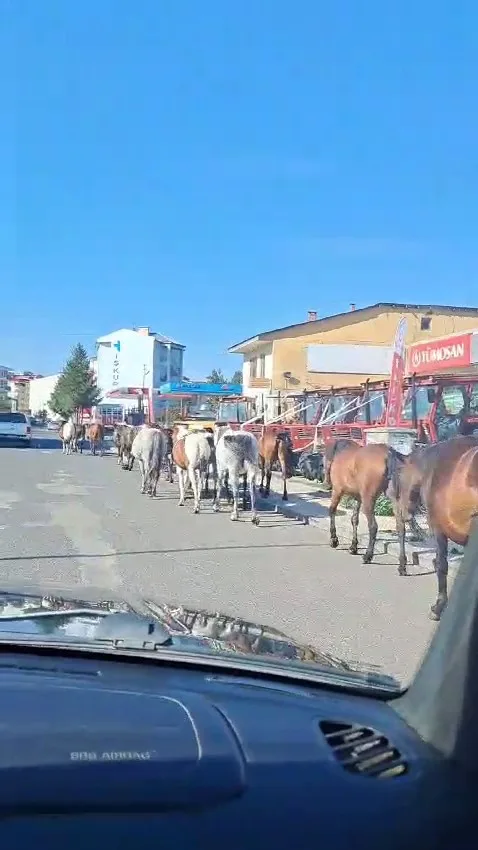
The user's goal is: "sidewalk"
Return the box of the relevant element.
[259,473,463,569]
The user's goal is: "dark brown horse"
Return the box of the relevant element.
[391,435,478,620]
[258,429,295,501]
[325,438,404,564]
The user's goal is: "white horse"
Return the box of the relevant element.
[131,426,168,497]
[59,417,76,455]
[172,430,215,514]
[214,429,260,524]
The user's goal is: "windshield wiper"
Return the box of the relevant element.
[0,611,173,651]
[0,608,106,621]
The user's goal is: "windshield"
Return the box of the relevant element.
[355,391,386,422]
[401,386,434,420]
[218,401,250,423]
[7,4,473,700]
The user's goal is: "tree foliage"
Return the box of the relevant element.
[206,368,243,385]
[206,368,227,384]
[49,343,101,419]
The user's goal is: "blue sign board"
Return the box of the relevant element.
[159,382,242,397]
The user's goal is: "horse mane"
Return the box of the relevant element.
[277,431,293,450]
[324,438,355,464]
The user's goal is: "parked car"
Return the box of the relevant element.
[46,420,59,431]
[0,411,32,445]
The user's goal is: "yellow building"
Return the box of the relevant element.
[228,302,478,410]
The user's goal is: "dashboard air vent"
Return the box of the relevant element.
[320,720,407,779]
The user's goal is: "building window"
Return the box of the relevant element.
[158,344,169,383]
[249,355,265,380]
[420,316,432,331]
[170,347,183,381]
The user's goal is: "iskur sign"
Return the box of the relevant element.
[408,333,472,374]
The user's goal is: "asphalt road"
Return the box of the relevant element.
[0,430,443,685]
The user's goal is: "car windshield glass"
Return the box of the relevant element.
[6,6,473,702]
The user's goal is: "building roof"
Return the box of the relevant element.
[228,302,478,353]
[96,327,185,348]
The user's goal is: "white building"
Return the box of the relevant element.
[95,326,185,418]
[29,374,60,418]
[0,365,11,404]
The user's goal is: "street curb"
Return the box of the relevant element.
[260,484,462,570]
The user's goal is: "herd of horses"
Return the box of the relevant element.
[324,434,478,621]
[56,416,478,622]
[112,422,294,525]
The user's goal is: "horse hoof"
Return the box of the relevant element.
[330,538,339,549]
[349,546,358,556]
[429,607,440,621]
[194,508,200,514]
[251,515,260,526]
[362,553,373,564]
[230,514,238,522]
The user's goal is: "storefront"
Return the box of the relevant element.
[406,330,478,440]
[407,330,478,376]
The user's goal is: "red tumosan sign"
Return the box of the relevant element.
[407,332,472,375]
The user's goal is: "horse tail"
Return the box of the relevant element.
[385,447,406,499]
[323,439,341,488]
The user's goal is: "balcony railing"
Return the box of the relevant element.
[248,377,271,389]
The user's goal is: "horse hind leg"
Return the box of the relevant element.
[246,464,260,525]
[395,506,408,576]
[349,497,361,555]
[362,495,379,564]
[430,531,449,620]
[329,489,341,549]
[259,458,265,494]
[229,472,240,521]
[149,467,160,498]
[280,455,288,502]
[177,467,186,506]
[242,473,248,511]
[188,466,201,514]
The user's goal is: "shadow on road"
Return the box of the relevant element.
[0,541,332,562]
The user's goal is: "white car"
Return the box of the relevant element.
[0,411,32,446]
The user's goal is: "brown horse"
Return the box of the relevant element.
[87,422,104,456]
[258,429,295,501]
[391,435,478,620]
[325,438,404,564]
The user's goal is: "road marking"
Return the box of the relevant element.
[0,491,21,510]
[21,521,50,528]
[47,501,121,590]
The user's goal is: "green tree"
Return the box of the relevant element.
[49,343,101,419]
[230,369,242,385]
[206,368,227,384]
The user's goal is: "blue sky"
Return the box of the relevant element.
[3,0,477,377]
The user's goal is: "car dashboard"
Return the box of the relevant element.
[0,650,473,849]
